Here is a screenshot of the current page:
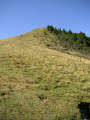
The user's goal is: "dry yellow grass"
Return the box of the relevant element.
[0,28,90,120]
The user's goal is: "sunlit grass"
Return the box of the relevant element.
[0,28,90,120]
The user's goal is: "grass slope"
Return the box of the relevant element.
[0,28,90,120]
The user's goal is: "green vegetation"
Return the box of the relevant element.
[0,28,90,120]
[47,25,90,52]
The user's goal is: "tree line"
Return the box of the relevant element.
[47,25,90,51]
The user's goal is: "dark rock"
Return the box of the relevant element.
[46,44,50,46]
[78,102,90,120]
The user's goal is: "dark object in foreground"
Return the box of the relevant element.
[78,102,90,120]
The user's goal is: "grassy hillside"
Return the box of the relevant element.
[0,28,90,120]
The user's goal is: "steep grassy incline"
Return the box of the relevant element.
[0,28,90,120]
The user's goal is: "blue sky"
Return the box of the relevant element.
[0,0,90,39]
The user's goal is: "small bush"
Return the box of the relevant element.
[44,31,47,35]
